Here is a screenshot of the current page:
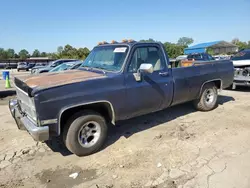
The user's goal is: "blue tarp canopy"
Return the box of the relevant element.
[184,41,221,54]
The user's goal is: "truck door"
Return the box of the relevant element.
[124,44,173,118]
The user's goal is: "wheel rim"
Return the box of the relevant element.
[78,121,101,148]
[205,89,215,104]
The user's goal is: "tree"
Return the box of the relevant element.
[163,42,185,58]
[231,38,240,45]
[32,49,40,57]
[40,52,47,57]
[14,53,19,59]
[6,49,15,58]
[77,47,90,59]
[231,38,248,50]
[18,49,30,60]
[57,46,63,55]
[140,38,157,42]
[237,41,248,50]
[177,37,194,47]
[0,48,7,59]
[61,44,78,58]
[49,53,58,59]
[248,41,250,49]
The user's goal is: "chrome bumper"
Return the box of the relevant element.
[9,98,49,141]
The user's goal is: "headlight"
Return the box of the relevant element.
[29,97,37,122]
[242,69,249,77]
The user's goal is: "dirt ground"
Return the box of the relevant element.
[1,71,250,188]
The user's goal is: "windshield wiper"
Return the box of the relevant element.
[91,66,106,74]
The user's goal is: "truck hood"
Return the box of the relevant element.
[37,67,52,72]
[15,69,106,92]
[232,60,250,67]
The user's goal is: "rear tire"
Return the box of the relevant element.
[17,69,20,72]
[63,110,108,156]
[193,83,218,111]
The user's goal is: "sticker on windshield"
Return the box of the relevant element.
[114,47,127,53]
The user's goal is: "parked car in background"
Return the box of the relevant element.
[180,53,215,67]
[31,59,77,74]
[3,62,18,69]
[17,62,29,71]
[49,61,83,73]
[213,55,221,60]
[171,55,188,68]
[9,40,234,156]
[213,55,231,60]
[231,49,250,89]
[176,55,188,61]
[35,62,47,66]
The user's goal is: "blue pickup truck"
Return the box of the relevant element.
[9,41,234,156]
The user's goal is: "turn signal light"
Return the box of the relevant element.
[98,41,108,45]
[111,40,117,44]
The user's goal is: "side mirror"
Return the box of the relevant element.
[133,63,153,82]
[139,63,154,73]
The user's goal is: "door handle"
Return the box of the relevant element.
[159,72,169,76]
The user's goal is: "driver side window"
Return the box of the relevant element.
[128,46,164,73]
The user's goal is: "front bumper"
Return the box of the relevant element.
[233,76,250,88]
[9,98,49,141]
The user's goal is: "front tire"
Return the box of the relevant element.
[63,111,108,156]
[193,83,218,111]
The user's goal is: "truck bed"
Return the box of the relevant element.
[171,60,234,106]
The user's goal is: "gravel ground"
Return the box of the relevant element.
[0,71,250,188]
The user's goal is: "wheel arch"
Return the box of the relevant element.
[199,79,222,97]
[58,101,115,135]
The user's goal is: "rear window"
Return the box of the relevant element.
[187,54,203,60]
[231,51,250,61]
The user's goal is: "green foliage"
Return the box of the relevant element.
[77,47,90,60]
[177,37,194,46]
[32,49,40,57]
[0,37,249,60]
[139,38,157,42]
[231,38,250,50]
[163,42,186,58]
[0,48,8,59]
[57,46,63,55]
[206,48,214,55]
[6,49,15,58]
[40,52,47,57]
[18,49,30,60]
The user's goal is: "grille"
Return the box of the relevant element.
[16,87,37,122]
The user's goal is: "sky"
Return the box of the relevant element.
[0,0,250,53]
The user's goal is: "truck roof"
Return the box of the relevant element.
[96,40,163,48]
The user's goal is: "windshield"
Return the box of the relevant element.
[49,63,72,72]
[231,51,250,61]
[81,45,129,72]
[19,62,26,65]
